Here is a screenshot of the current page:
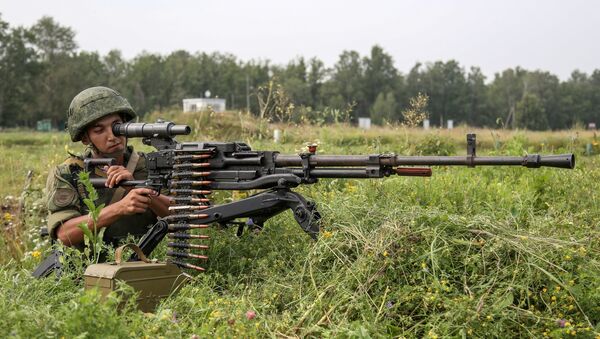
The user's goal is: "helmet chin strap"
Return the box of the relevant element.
[87,132,128,160]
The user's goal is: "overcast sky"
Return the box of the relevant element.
[1,0,598,80]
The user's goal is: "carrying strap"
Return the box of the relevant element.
[109,151,140,204]
[115,243,150,264]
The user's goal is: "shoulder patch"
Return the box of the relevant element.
[53,188,76,208]
[62,157,84,168]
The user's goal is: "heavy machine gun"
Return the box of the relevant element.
[76,121,574,273]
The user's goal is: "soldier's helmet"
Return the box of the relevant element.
[67,86,137,142]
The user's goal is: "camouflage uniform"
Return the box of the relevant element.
[45,146,158,248]
[45,86,156,248]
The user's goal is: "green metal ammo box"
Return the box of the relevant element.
[84,244,188,312]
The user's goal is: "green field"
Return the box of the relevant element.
[1,114,599,337]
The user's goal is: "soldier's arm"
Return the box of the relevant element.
[106,163,170,217]
[148,194,171,217]
[55,187,155,246]
[56,203,128,246]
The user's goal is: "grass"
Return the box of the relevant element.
[1,112,599,337]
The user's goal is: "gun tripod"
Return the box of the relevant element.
[132,186,322,271]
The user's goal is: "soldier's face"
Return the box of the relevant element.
[82,114,127,156]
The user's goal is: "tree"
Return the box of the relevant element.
[487,68,527,128]
[127,53,165,114]
[563,70,593,127]
[103,50,129,89]
[523,71,562,129]
[587,70,600,125]
[241,60,271,113]
[29,16,77,62]
[277,58,310,106]
[27,16,80,125]
[328,50,365,119]
[407,60,467,127]
[465,67,490,126]
[162,50,193,107]
[515,93,548,130]
[363,45,398,110]
[307,57,326,109]
[0,14,10,125]
[0,22,42,126]
[370,91,397,125]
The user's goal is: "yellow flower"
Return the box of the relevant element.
[158,309,172,321]
[564,321,571,327]
[32,251,41,259]
[571,330,576,335]
[555,286,561,292]
[323,231,333,239]
[3,212,12,222]
[421,262,427,269]
[551,296,557,301]
[542,288,547,293]
[564,255,571,260]
[345,182,358,193]
[383,250,388,257]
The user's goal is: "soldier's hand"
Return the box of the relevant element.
[105,165,135,188]
[117,188,157,215]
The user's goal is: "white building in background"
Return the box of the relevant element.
[423,119,430,130]
[358,117,371,130]
[183,98,226,113]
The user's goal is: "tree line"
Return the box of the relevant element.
[1,14,598,130]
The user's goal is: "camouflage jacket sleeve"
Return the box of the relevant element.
[45,164,82,239]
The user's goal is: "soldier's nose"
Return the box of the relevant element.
[107,129,117,140]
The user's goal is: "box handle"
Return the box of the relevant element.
[115,243,151,264]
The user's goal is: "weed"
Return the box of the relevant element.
[0,119,599,337]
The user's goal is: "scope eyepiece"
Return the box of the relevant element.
[113,122,191,138]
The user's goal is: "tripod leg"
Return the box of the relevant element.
[283,191,321,239]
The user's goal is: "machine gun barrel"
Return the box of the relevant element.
[274,154,575,169]
[112,122,191,138]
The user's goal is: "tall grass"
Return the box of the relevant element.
[0,113,598,337]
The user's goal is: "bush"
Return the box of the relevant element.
[414,133,456,156]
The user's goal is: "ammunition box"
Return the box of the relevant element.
[83,244,187,312]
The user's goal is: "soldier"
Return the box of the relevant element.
[45,86,171,249]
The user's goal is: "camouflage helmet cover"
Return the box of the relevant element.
[67,86,137,142]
